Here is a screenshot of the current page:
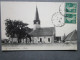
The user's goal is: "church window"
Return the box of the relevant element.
[48,38,50,42]
[40,38,42,42]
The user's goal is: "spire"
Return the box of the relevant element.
[34,6,40,24]
[35,6,39,20]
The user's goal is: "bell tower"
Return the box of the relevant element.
[33,6,40,30]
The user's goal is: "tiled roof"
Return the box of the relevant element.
[29,27,55,36]
[65,30,77,41]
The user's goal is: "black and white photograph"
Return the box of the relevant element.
[1,2,77,51]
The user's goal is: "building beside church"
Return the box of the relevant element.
[65,30,77,43]
[30,7,55,43]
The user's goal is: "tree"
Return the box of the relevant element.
[5,19,32,43]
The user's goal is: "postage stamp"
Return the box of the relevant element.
[65,2,77,24]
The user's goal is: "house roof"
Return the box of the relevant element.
[29,27,55,37]
[65,30,77,41]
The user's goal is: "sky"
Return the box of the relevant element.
[1,2,77,39]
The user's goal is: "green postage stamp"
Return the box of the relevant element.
[65,2,77,24]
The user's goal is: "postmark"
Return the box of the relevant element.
[51,12,65,27]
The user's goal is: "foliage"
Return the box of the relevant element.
[5,19,32,43]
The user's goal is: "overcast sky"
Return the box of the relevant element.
[1,2,77,39]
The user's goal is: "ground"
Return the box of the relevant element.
[2,43,77,51]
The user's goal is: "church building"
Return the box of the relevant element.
[30,7,55,43]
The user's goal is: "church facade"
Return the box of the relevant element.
[30,7,55,43]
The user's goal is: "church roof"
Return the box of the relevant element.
[65,30,77,41]
[29,27,55,37]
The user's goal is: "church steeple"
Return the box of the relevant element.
[33,6,40,30]
[35,6,39,20]
[34,6,40,24]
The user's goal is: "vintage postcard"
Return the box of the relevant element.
[1,2,77,51]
